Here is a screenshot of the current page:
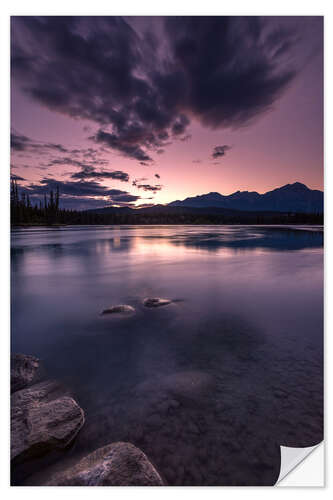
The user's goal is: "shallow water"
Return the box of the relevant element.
[11,225,323,485]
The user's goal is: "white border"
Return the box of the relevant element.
[1,0,331,497]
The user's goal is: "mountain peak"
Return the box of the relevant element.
[278,182,310,191]
[168,182,323,213]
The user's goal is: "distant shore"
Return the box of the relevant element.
[11,220,324,228]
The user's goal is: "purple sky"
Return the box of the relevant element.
[11,16,323,210]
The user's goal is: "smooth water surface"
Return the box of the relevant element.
[11,225,323,485]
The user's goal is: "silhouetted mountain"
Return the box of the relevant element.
[84,203,322,226]
[168,182,323,213]
[86,206,133,215]
[11,179,323,226]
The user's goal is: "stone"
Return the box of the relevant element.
[161,371,215,401]
[11,353,45,393]
[143,298,172,308]
[101,304,135,315]
[136,370,215,404]
[188,422,201,435]
[46,442,164,486]
[11,380,85,463]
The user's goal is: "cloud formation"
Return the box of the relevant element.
[23,178,140,209]
[92,129,154,163]
[135,184,162,193]
[11,131,68,154]
[11,131,107,164]
[132,177,162,192]
[11,16,299,163]
[11,130,131,186]
[212,145,232,159]
[71,166,129,182]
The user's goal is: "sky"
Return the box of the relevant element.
[10,16,323,210]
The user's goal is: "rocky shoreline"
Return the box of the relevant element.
[11,353,164,486]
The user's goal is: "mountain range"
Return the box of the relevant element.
[167,183,323,213]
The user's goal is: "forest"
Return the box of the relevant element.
[11,180,323,226]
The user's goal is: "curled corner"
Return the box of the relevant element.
[276,442,323,485]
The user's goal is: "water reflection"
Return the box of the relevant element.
[11,225,323,485]
[147,226,323,253]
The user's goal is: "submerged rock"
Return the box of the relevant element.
[11,379,85,464]
[11,353,45,393]
[136,370,215,403]
[101,304,135,315]
[143,297,172,308]
[163,371,215,400]
[46,442,164,486]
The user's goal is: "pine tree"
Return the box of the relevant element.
[14,180,19,207]
[10,179,15,205]
[55,185,59,211]
[50,190,54,210]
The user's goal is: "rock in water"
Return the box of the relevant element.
[11,380,85,463]
[162,371,215,400]
[11,353,45,393]
[143,298,172,308]
[46,442,164,486]
[101,304,135,315]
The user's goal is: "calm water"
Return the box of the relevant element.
[11,225,323,485]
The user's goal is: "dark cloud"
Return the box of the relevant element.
[10,132,129,184]
[171,114,190,136]
[132,177,162,192]
[10,173,26,181]
[23,178,140,209]
[11,16,301,162]
[212,145,232,159]
[91,129,154,163]
[132,177,147,187]
[10,132,106,166]
[11,132,31,151]
[44,157,106,169]
[164,17,297,128]
[71,166,129,182]
[135,183,162,193]
[60,198,113,210]
[11,131,68,154]
[45,196,130,211]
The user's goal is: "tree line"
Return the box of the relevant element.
[11,179,60,225]
[10,179,323,226]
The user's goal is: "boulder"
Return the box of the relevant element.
[46,442,164,486]
[143,298,172,308]
[11,353,45,393]
[101,304,135,315]
[11,380,85,463]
